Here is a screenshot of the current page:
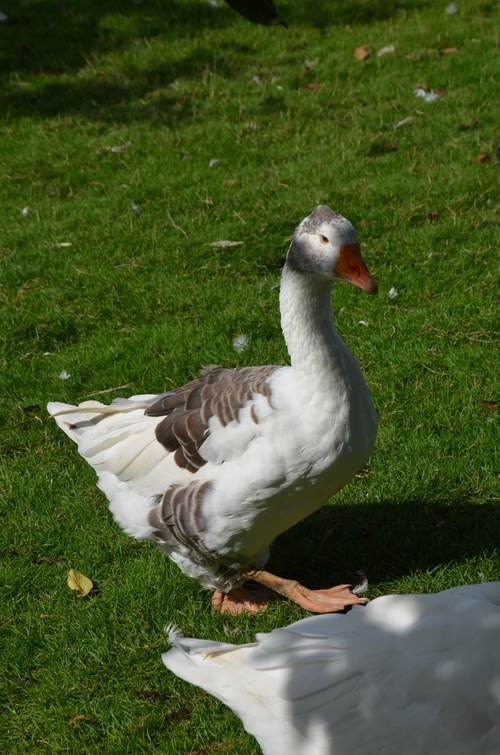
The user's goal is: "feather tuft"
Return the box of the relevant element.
[164,622,183,644]
[352,571,369,595]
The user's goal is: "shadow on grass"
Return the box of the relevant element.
[2,0,432,122]
[269,496,500,589]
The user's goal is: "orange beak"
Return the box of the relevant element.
[335,243,378,295]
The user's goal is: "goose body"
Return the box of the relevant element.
[48,206,378,612]
[164,582,500,755]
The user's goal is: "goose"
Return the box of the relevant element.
[163,582,500,755]
[47,205,378,615]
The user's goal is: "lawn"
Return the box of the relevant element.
[1,0,499,752]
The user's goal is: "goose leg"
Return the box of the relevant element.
[212,581,277,615]
[243,568,368,613]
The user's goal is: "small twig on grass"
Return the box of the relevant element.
[79,383,133,398]
[166,210,188,238]
[37,741,70,751]
[415,362,448,376]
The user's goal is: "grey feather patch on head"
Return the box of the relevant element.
[296,205,342,235]
[286,237,318,273]
[286,205,358,274]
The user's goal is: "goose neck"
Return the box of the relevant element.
[279,264,343,375]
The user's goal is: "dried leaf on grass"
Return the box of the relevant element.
[163,707,190,723]
[458,118,478,130]
[303,82,320,90]
[206,240,243,247]
[367,143,398,156]
[355,44,371,60]
[206,743,231,752]
[68,715,86,728]
[479,400,498,412]
[67,569,93,598]
[475,153,490,163]
[441,47,458,54]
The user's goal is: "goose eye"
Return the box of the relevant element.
[320,235,329,244]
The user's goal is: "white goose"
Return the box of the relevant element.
[163,582,500,755]
[48,206,378,614]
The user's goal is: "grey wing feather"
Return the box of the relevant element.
[146,366,279,474]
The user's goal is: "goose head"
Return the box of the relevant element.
[286,205,378,294]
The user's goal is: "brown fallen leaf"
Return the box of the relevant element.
[479,400,498,411]
[303,82,320,90]
[458,118,478,130]
[206,743,232,751]
[367,143,398,156]
[355,44,371,60]
[441,47,458,54]
[475,153,490,163]
[68,715,86,728]
[67,569,93,598]
[163,707,190,723]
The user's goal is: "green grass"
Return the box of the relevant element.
[1,0,499,752]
